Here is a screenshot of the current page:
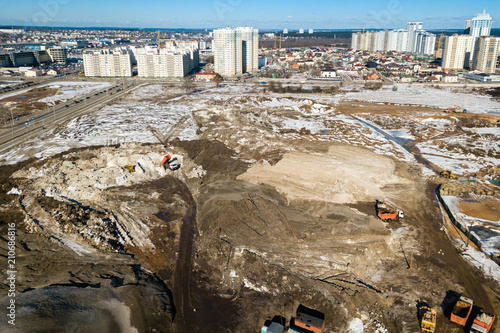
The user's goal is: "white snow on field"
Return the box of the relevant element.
[462,247,500,283]
[38,81,112,105]
[418,134,499,175]
[420,117,452,129]
[348,318,364,333]
[442,194,500,279]
[0,85,198,165]
[386,129,414,140]
[469,127,500,136]
[344,85,500,114]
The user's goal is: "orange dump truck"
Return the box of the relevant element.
[376,200,404,221]
[471,310,496,333]
[450,296,473,326]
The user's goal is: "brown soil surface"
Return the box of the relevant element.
[459,197,500,221]
[1,85,499,332]
[0,88,59,120]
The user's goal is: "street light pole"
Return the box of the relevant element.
[10,109,14,138]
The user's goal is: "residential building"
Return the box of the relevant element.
[468,11,493,38]
[136,43,199,78]
[387,29,408,52]
[351,24,432,54]
[351,32,364,50]
[472,37,500,73]
[406,22,422,53]
[213,27,258,77]
[320,69,337,78]
[415,31,436,55]
[442,35,475,70]
[83,48,133,77]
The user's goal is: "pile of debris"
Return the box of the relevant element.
[440,181,499,197]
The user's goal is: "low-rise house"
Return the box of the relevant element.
[25,69,42,77]
[320,69,337,78]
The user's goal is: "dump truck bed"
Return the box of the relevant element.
[450,297,473,326]
[471,311,495,333]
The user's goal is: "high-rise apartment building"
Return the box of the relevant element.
[213,27,258,77]
[83,48,132,77]
[351,24,433,54]
[415,31,436,55]
[472,37,500,73]
[406,22,423,53]
[468,11,493,38]
[442,35,475,70]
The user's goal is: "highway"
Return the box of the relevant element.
[0,81,140,153]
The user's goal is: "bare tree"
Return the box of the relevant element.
[183,76,193,94]
[212,73,223,88]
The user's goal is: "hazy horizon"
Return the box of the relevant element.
[1,0,499,30]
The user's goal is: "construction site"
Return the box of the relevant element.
[0,81,499,332]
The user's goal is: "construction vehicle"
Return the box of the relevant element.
[147,115,190,171]
[420,306,436,333]
[444,105,467,113]
[471,310,495,333]
[375,200,404,221]
[160,154,181,170]
[440,170,457,179]
[124,165,135,172]
[450,296,473,326]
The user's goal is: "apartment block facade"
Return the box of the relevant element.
[442,35,474,70]
[472,37,500,73]
[83,48,133,77]
[136,43,199,78]
[351,23,434,55]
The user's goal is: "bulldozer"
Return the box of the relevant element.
[440,170,457,179]
[420,306,436,332]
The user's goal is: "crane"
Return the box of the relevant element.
[436,33,445,57]
[352,26,366,51]
[157,30,166,48]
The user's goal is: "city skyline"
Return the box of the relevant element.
[1,0,499,30]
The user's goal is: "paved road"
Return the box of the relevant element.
[0,82,139,152]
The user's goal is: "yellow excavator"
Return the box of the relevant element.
[440,170,457,179]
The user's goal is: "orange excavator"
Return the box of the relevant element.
[443,105,466,113]
[160,154,181,170]
[147,115,190,171]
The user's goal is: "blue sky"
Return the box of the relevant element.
[0,0,498,29]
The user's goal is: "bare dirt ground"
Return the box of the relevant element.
[0,83,499,332]
[458,197,500,221]
[0,88,59,121]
